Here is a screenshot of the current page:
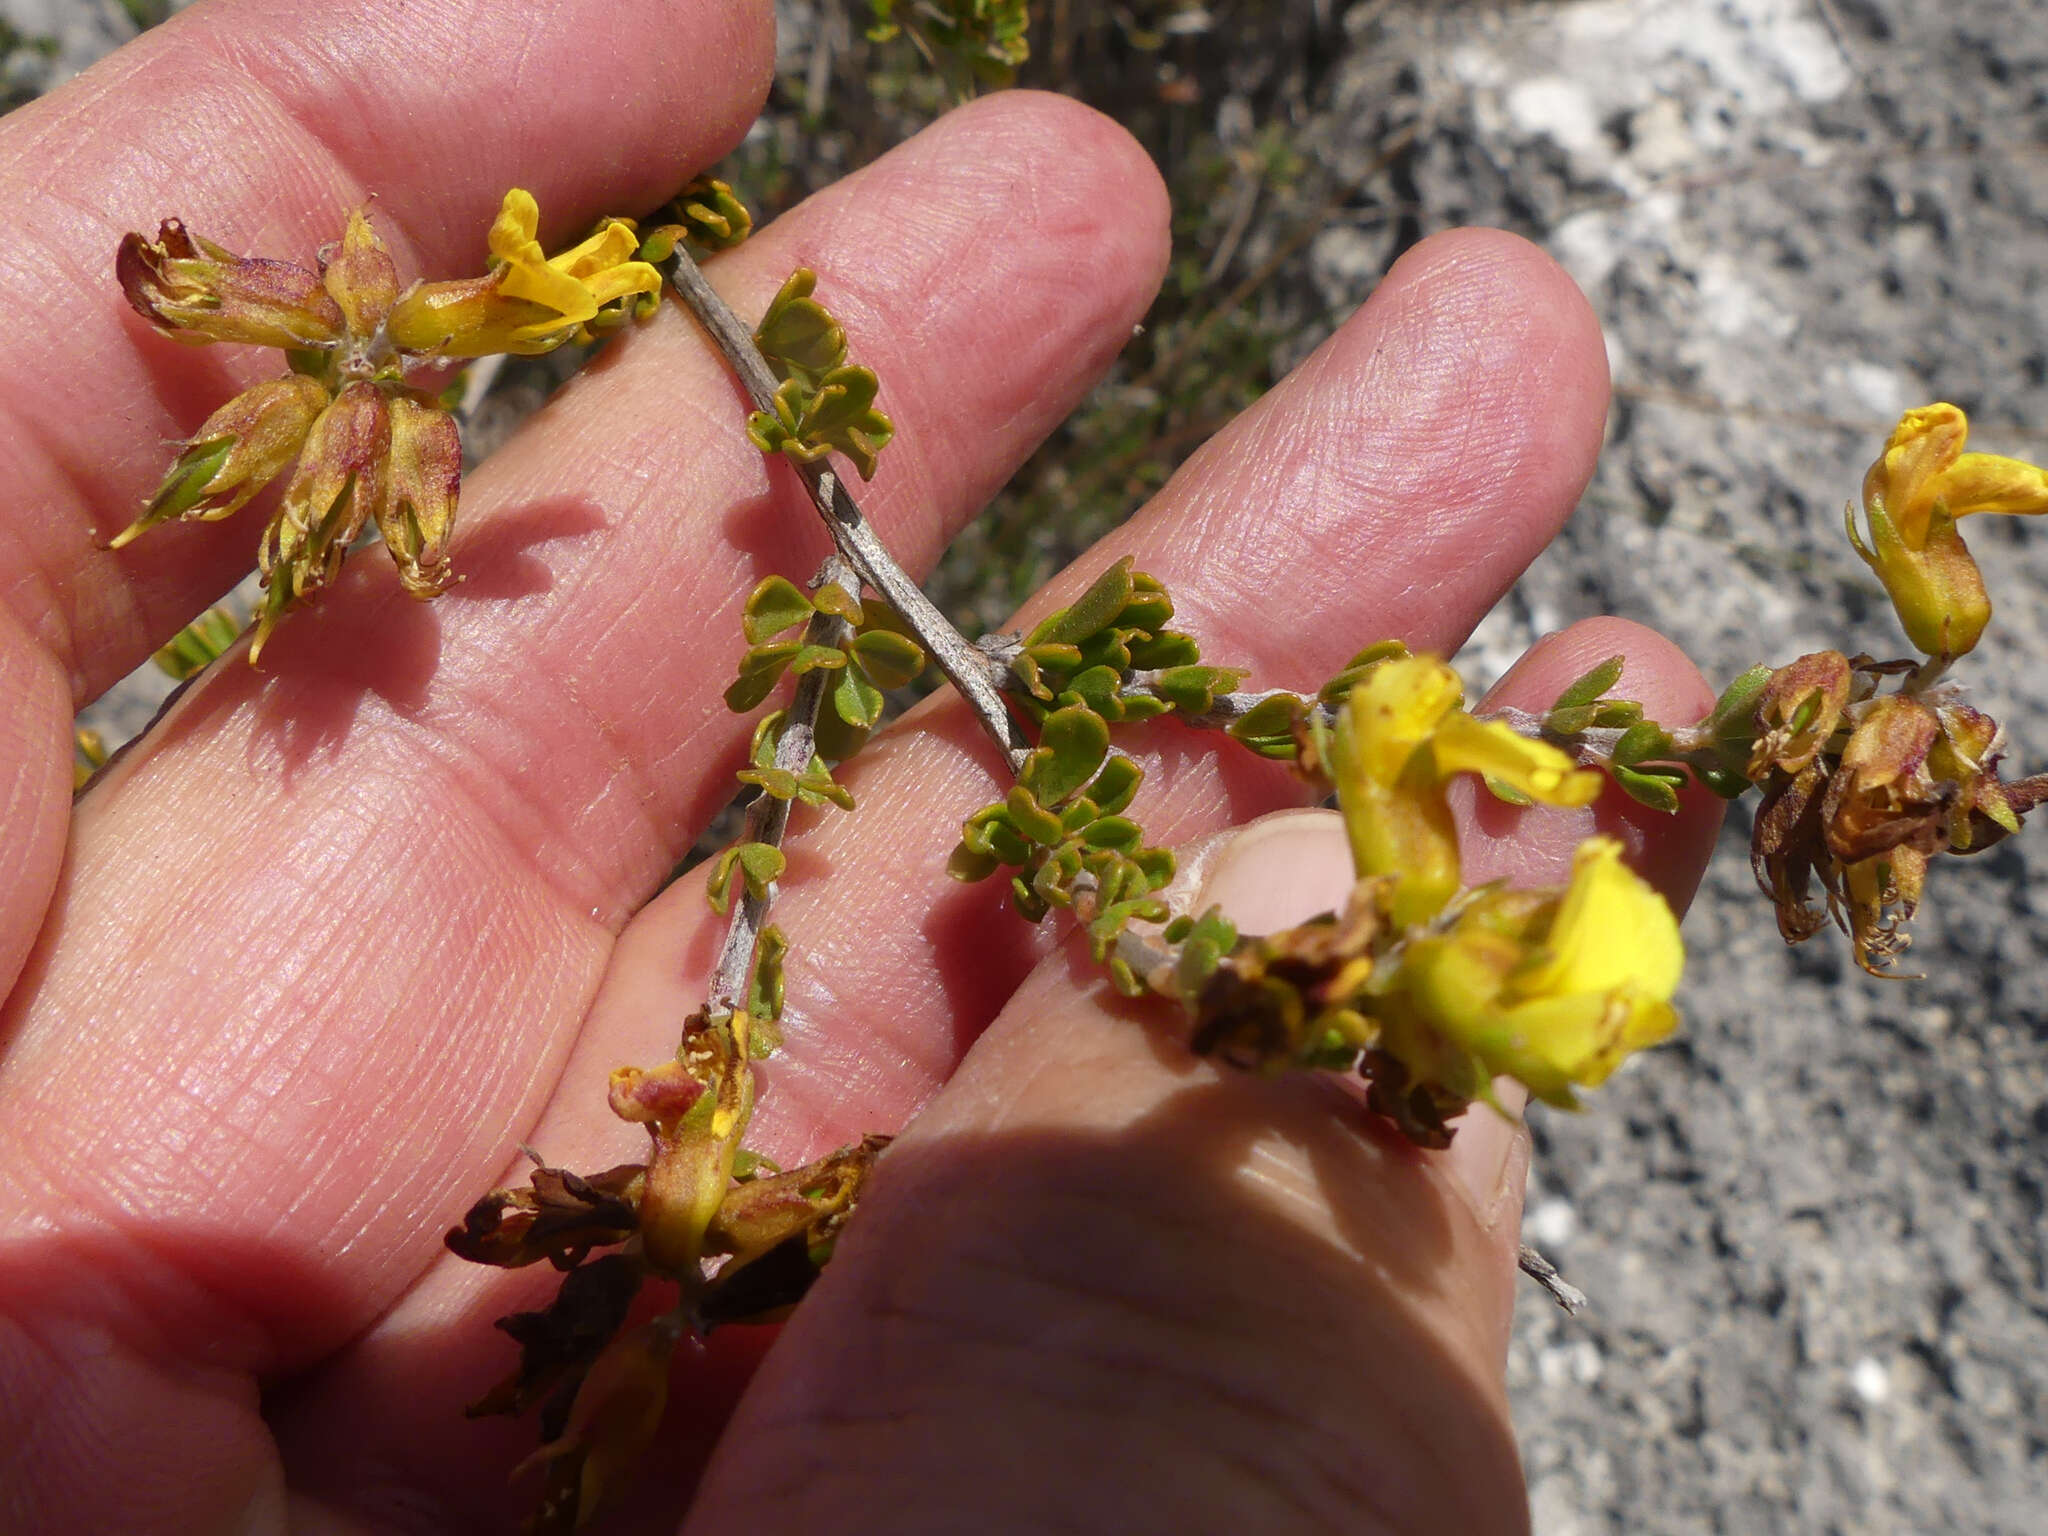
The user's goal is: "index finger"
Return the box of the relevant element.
[1,0,775,701]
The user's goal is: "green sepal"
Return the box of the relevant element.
[1702,663,1774,768]
[743,576,815,643]
[1318,640,1414,704]
[850,628,924,689]
[1169,906,1239,999]
[143,435,236,528]
[726,642,801,713]
[1483,775,1536,806]
[1020,705,1111,807]
[1690,760,1755,799]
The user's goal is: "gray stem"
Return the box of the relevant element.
[663,250,1030,774]
[705,554,857,1018]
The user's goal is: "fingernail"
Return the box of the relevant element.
[1191,809,1355,934]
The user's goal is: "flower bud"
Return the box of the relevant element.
[109,373,330,547]
[117,218,343,349]
[376,393,461,597]
[252,381,390,661]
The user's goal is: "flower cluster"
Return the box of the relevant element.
[1191,653,1683,1142]
[113,189,669,660]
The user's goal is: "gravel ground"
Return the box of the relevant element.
[13,2,2048,1532]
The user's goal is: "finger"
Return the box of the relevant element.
[682,627,1719,1535]
[0,612,69,992]
[0,0,775,702]
[0,91,1173,1536]
[688,813,1515,1536]
[278,231,1616,1516]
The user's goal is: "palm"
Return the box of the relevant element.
[0,4,1720,1533]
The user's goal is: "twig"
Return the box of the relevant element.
[1517,1243,1589,1315]
[662,250,1031,773]
[704,554,857,1019]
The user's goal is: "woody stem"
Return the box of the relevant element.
[662,250,1030,774]
[703,554,857,1022]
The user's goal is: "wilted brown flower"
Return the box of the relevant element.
[1747,652,2048,973]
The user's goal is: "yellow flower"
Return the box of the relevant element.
[1430,709,1603,806]
[1401,837,1682,1107]
[1849,403,2048,657]
[386,188,662,357]
[1328,656,1606,928]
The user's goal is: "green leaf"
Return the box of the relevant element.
[153,605,244,680]
[1226,693,1306,759]
[1080,816,1144,853]
[811,581,862,621]
[1126,631,1202,670]
[754,270,845,384]
[1010,876,1050,922]
[742,575,815,644]
[1058,664,1124,716]
[736,841,787,894]
[1544,704,1599,736]
[738,766,800,800]
[1005,785,1065,847]
[1021,705,1111,807]
[725,642,801,713]
[832,665,885,730]
[850,629,925,689]
[746,925,788,1041]
[787,643,849,677]
[795,760,855,811]
[948,842,1001,883]
[1591,700,1645,728]
[1086,755,1143,817]
[750,711,787,768]
[1115,574,1174,634]
[1612,763,1685,814]
[1552,655,1626,712]
[1691,761,1754,799]
[1611,721,1677,767]
[1027,558,1134,649]
[1152,665,1246,715]
[811,701,871,763]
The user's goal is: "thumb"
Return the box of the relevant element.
[685,808,1530,1536]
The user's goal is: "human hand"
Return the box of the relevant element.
[0,3,1721,1531]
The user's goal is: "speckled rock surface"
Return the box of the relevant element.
[15,2,2047,1531]
[1316,5,2048,1533]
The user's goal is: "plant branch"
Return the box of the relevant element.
[705,554,858,1020]
[662,250,1030,774]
